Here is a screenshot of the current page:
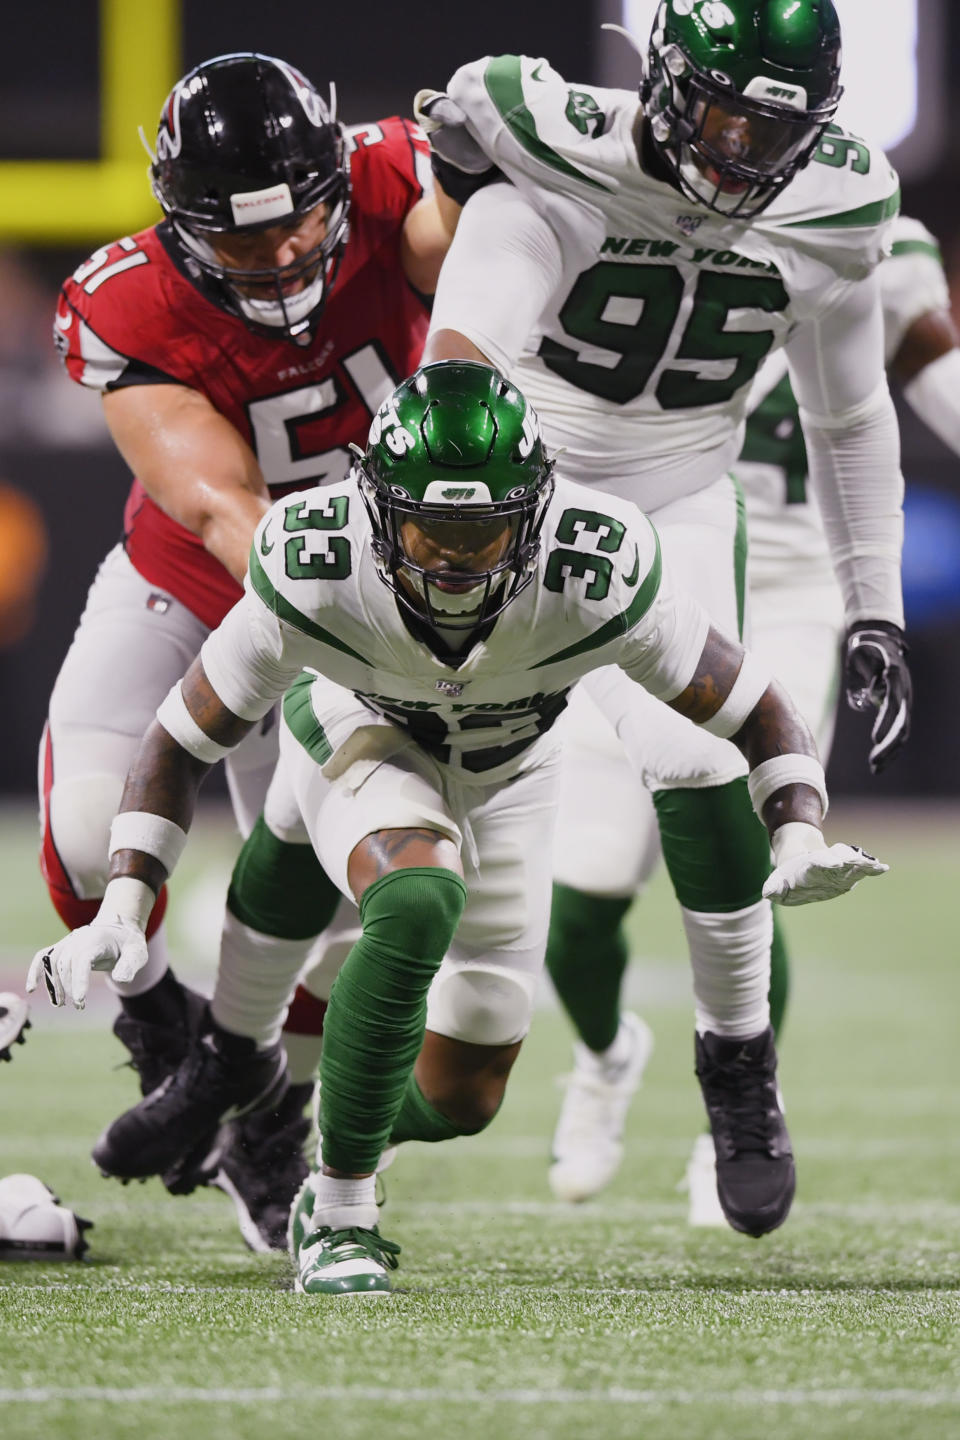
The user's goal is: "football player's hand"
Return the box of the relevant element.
[413,89,501,204]
[26,914,148,1010]
[845,620,912,774]
[763,842,888,906]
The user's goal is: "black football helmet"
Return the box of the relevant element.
[149,52,350,341]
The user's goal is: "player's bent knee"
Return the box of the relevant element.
[45,772,124,900]
[426,964,536,1047]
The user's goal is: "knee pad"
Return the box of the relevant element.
[426,962,536,1046]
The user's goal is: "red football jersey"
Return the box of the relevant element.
[55,117,431,628]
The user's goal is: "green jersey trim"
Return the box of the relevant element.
[532,528,662,669]
[483,56,611,193]
[282,673,333,767]
[890,238,942,262]
[784,188,901,230]
[248,548,372,666]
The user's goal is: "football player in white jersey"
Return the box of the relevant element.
[28,362,885,1293]
[412,1,912,1224]
[548,215,960,1219]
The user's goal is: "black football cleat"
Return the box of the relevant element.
[112,983,210,1096]
[694,1026,795,1238]
[92,1023,289,1184]
[211,1081,314,1251]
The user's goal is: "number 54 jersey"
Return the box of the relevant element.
[199,473,710,785]
[432,56,900,513]
[54,118,431,630]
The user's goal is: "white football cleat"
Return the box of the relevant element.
[681,1133,728,1228]
[0,993,30,1060]
[549,1012,654,1203]
[0,1173,93,1260]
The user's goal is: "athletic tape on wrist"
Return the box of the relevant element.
[99,876,155,930]
[771,821,828,867]
[156,681,235,765]
[701,652,771,739]
[109,811,188,874]
[747,754,828,821]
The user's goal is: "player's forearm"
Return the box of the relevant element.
[195,488,271,584]
[730,684,824,835]
[109,658,255,894]
[801,386,905,627]
[901,347,960,460]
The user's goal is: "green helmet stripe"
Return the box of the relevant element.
[784,188,901,230]
[533,528,662,668]
[483,56,611,194]
[249,547,373,664]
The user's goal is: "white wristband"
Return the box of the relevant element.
[98,876,156,930]
[701,652,771,739]
[156,681,235,765]
[748,753,829,821]
[109,811,188,875]
[771,821,828,866]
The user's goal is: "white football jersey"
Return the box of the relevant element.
[196,473,710,783]
[738,217,948,585]
[431,55,900,513]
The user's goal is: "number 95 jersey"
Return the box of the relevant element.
[53,117,431,630]
[431,56,900,513]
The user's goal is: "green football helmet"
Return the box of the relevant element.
[642,0,843,217]
[355,361,555,629]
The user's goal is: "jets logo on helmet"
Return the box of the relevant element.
[355,361,556,630]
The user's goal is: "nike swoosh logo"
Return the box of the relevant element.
[530,62,546,82]
[623,545,640,587]
[260,526,274,557]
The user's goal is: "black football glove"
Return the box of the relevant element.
[413,89,503,205]
[844,620,913,775]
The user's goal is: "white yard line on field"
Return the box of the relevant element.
[2,1386,959,1408]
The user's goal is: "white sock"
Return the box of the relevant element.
[682,899,771,1038]
[211,910,312,1048]
[310,1172,378,1231]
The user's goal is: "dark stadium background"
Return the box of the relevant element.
[1,0,958,797]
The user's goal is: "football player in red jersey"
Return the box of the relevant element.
[42,51,454,1250]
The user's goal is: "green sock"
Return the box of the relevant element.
[389,1074,483,1145]
[545,884,632,1053]
[319,866,467,1174]
[769,908,790,1040]
[227,814,340,940]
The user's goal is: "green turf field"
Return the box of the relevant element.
[1,801,958,1440]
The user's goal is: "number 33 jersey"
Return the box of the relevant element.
[54,118,432,629]
[198,474,709,784]
[430,56,900,512]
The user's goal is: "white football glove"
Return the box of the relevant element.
[763,822,888,906]
[26,911,148,1010]
[0,993,30,1060]
[0,1173,92,1261]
